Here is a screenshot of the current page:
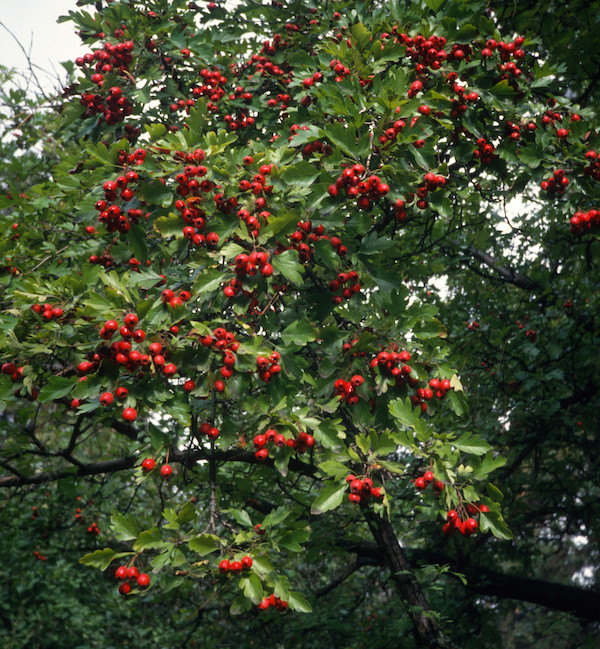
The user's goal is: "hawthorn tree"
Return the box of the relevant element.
[1,1,600,648]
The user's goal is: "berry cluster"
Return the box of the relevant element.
[334,375,364,405]
[472,137,496,165]
[75,40,134,78]
[115,564,150,595]
[191,67,228,112]
[258,594,288,611]
[328,270,361,305]
[31,303,64,321]
[287,220,347,262]
[198,421,221,441]
[161,287,192,310]
[400,32,450,72]
[75,40,135,125]
[525,329,537,342]
[413,172,446,210]
[583,150,600,182]
[328,58,352,82]
[253,428,314,460]
[569,208,600,235]
[443,503,489,537]
[33,550,48,561]
[379,117,405,146]
[327,164,390,211]
[540,169,569,195]
[224,251,274,299]
[410,378,453,411]
[345,474,384,504]
[95,171,143,234]
[199,326,240,392]
[74,314,186,420]
[414,470,444,493]
[237,164,274,237]
[482,37,525,79]
[370,348,413,378]
[255,351,281,383]
[86,522,100,536]
[80,86,133,125]
[218,556,253,573]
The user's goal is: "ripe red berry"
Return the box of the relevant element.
[100,391,114,406]
[119,581,131,596]
[115,565,128,580]
[123,407,137,422]
[137,573,150,588]
[127,566,140,580]
[161,464,173,478]
[142,458,156,472]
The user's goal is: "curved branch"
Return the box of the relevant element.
[0,445,316,489]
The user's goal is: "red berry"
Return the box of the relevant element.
[414,477,426,490]
[100,391,114,406]
[142,458,156,472]
[123,407,137,422]
[161,464,173,478]
[137,573,150,588]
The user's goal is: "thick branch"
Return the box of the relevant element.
[0,446,316,488]
[364,511,459,649]
[339,539,600,622]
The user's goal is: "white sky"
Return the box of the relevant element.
[0,0,85,93]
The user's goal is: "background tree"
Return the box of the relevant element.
[1,1,599,648]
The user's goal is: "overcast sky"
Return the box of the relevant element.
[0,0,85,93]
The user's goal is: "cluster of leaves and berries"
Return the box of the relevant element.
[4,0,587,635]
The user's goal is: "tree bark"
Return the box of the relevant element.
[364,511,459,649]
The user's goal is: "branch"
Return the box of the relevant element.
[0,446,316,489]
[338,539,600,622]
[466,246,542,290]
[364,511,459,649]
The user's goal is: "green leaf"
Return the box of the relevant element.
[489,80,516,98]
[279,160,320,188]
[352,23,371,50]
[111,512,139,541]
[240,573,263,603]
[261,506,290,529]
[310,481,346,515]
[389,397,419,428]
[139,180,173,207]
[287,590,313,613]
[230,594,253,615]
[154,213,182,237]
[37,376,75,403]
[479,510,513,540]
[133,528,164,551]
[318,459,350,479]
[188,534,221,556]
[79,548,118,570]
[454,433,492,456]
[251,555,274,580]
[271,249,304,285]
[279,528,310,553]
[128,224,149,264]
[424,0,445,11]
[281,319,317,346]
[229,509,253,527]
